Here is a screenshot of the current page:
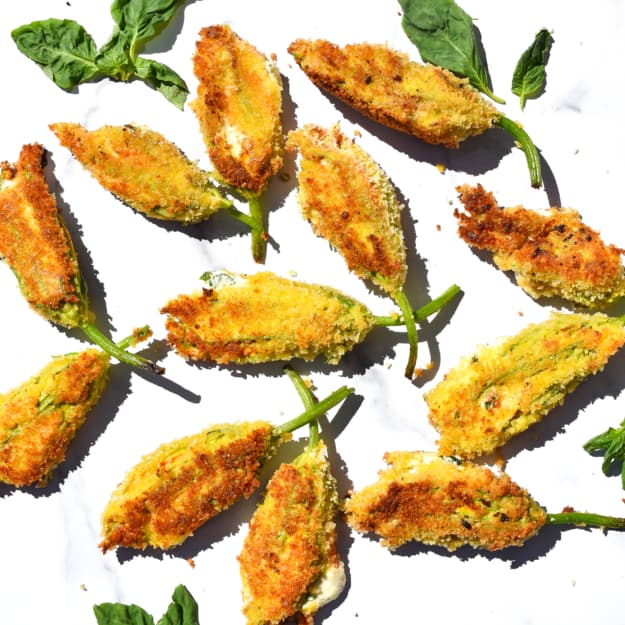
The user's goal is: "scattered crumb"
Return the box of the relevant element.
[80,583,87,591]
[187,558,196,569]
[383,357,393,369]
[279,172,290,182]
[353,129,362,138]
[518,310,524,316]
[436,224,442,231]
[562,506,575,513]
[288,269,298,277]
[571,580,577,587]
[435,163,446,174]
[414,362,434,377]
[574,148,579,155]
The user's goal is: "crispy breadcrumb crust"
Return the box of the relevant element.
[50,122,231,223]
[191,25,283,193]
[160,271,375,365]
[425,312,625,458]
[286,123,406,295]
[0,349,109,487]
[239,442,344,625]
[455,184,625,308]
[100,421,282,552]
[0,143,88,327]
[288,39,499,148]
[343,451,547,551]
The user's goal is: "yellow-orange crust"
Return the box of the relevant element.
[239,443,342,625]
[50,122,231,223]
[343,451,547,551]
[288,39,500,148]
[99,421,279,551]
[160,271,375,365]
[425,312,625,458]
[455,184,625,307]
[0,143,87,327]
[0,349,109,487]
[286,124,406,295]
[191,25,283,193]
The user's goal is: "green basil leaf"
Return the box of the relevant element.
[109,0,184,52]
[134,56,189,109]
[11,18,99,90]
[95,30,135,80]
[398,0,504,103]
[511,28,554,109]
[93,602,156,625]
[156,585,200,625]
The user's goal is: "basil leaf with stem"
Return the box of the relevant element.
[158,585,200,625]
[11,19,100,90]
[512,28,554,110]
[398,0,504,104]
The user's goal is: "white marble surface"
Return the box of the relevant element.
[2,0,625,623]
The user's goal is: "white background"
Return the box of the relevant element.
[1,1,625,624]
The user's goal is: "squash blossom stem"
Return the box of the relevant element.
[496,116,542,188]
[394,289,418,379]
[547,511,625,530]
[81,322,164,374]
[276,385,354,435]
[243,191,268,263]
[375,284,461,327]
[284,365,319,448]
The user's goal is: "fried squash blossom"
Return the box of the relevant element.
[191,24,283,194]
[288,38,499,149]
[50,122,231,223]
[0,143,89,327]
[425,312,625,458]
[160,271,375,365]
[455,184,625,308]
[0,348,109,487]
[344,451,547,551]
[100,421,284,552]
[239,441,345,625]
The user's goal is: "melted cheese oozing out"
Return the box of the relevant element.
[301,560,346,614]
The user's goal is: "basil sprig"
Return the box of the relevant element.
[11,0,189,109]
[93,584,200,625]
[398,0,504,104]
[512,28,554,110]
[584,418,625,489]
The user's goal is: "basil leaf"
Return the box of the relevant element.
[134,56,189,109]
[96,31,135,80]
[398,0,504,103]
[512,28,553,110]
[157,585,200,625]
[109,0,184,52]
[93,603,156,625]
[11,18,99,90]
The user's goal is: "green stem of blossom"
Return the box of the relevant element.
[374,284,461,327]
[276,385,354,437]
[284,365,319,448]
[547,511,625,530]
[496,116,542,188]
[81,321,164,374]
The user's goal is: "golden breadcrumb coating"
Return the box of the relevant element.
[100,421,284,552]
[160,271,375,365]
[239,441,345,625]
[425,312,625,458]
[343,451,547,551]
[191,25,283,193]
[456,184,625,308]
[0,349,109,487]
[0,143,88,327]
[50,122,231,223]
[286,123,406,296]
[288,39,500,148]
